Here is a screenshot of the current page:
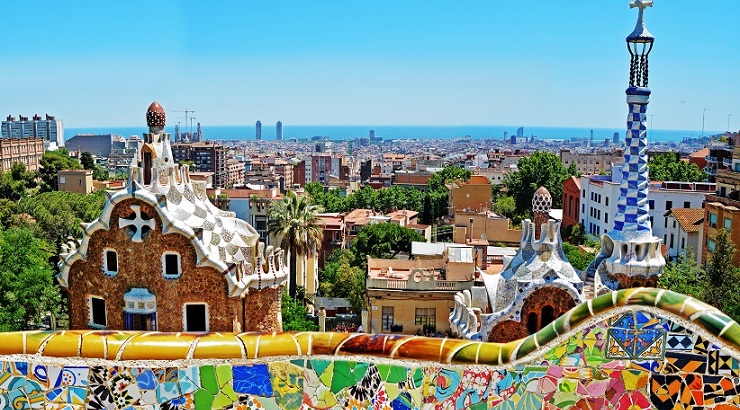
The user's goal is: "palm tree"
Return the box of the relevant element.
[268,190,324,297]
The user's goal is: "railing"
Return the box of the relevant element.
[723,158,733,167]
[704,167,716,176]
[706,155,718,163]
[367,277,473,291]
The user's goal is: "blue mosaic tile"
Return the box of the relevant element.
[233,364,273,396]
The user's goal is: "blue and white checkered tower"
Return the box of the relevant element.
[587,0,665,294]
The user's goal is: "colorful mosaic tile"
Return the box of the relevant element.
[0,290,737,408]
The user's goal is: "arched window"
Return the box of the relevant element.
[541,305,556,328]
[527,312,539,334]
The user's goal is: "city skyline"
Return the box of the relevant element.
[0,1,737,131]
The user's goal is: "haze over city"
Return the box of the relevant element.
[1,1,738,131]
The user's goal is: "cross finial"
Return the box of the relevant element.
[630,0,653,11]
[119,204,156,242]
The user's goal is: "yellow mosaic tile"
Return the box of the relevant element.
[0,332,26,355]
[119,333,197,360]
[42,331,82,357]
[256,333,301,357]
[193,333,243,359]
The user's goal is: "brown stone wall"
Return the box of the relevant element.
[488,287,577,343]
[612,273,658,289]
[488,320,528,343]
[67,198,247,332]
[242,286,282,333]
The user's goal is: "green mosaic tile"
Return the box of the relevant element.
[590,292,617,312]
[215,364,232,389]
[515,336,539,359]
[198,365,219,395]
[695,311,735,337]
[568,300,593,326]
[310,359,332,377]
[330,361,368,394]
[193,388,214,410]
[376,364,407,383]
[269,362,303,409]
[411,368,423,388]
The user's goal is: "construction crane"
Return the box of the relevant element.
[169,109,195,136]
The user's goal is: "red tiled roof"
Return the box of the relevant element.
[668,208,705,233]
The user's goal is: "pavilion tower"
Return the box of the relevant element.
[587,0,665,294]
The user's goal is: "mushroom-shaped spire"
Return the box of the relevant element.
[532,186,552,240]
[532,186,552,214]
[146,101,166,131]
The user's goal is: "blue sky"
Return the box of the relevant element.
[0,1,738,131]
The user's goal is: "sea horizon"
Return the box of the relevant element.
[65,125,723,143]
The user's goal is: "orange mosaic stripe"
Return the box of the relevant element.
[0,288,738,365]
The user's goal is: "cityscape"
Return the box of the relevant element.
[0,2,739,409]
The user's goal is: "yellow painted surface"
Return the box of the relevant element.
[367,293,455,335]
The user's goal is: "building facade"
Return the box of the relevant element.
[58,102,288,333]
[2,114,64,149]
[703,133,740,266]
[561,176,581,229]
[0,137,44,172]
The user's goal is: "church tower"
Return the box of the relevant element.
[587,0,665,294]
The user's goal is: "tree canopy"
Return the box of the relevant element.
[500,151,570,217]
[0,227,63,331]
[648,152,705,182]
[39,148,81,191]
[18,190,106,249]
[352,222,425,263]
[428,165,471,191]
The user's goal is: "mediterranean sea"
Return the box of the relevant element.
[66,125,719,143]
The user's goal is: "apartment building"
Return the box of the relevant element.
[559,148,624,175]
[0,137,44,172]
[580,173,714,247]
[703,133,740,266]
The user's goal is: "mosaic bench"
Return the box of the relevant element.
[1,288,739,409]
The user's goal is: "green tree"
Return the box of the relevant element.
[562,242,596,271]
[280,290,318,331]
[703,229,740,320]
[19,190,106,249]
[493,195,515,217]
[501,151,569,217]
[0,162,38,202]
[428,165,471,191]
[268,190,324,297]
[657,248,705,298]
[318,249,367,313]
[80,152,96,170]
[39,148,81,191]
[0,228,63,331]
[648,152,704,182]
[567,163,581,178]
[353,223,425,265]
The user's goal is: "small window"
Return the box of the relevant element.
[709,213,718,228]
[665,200,672,210]
[162,252,182,279]
[684,201,690,208]
[605,197,609,206]
[648,200,655,210]
[88,296,107,329]
[724,217,732,231]
[414,307,436,327]
[103,249,118,276]
[183,303,208,332]
[605,213,609,224]
[381,306,394,331]
[708,238,716,252]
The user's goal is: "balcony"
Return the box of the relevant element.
[367,277,473,292]
[706,155,718,163]
[704,167,716,176]
[723,158,733,167]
